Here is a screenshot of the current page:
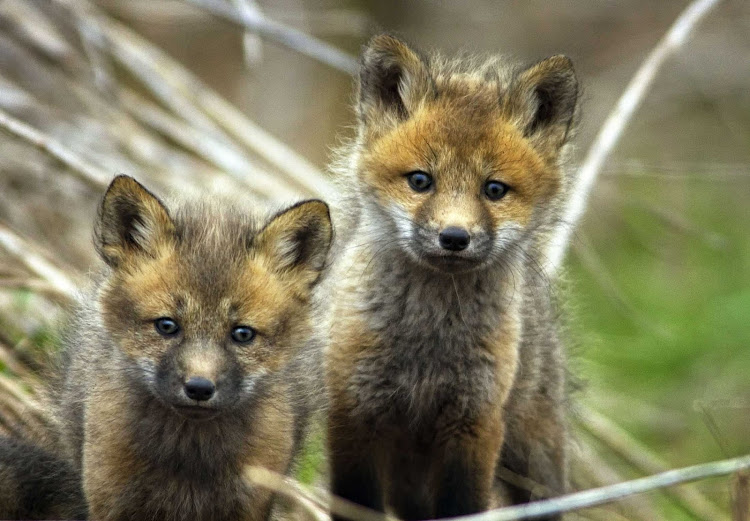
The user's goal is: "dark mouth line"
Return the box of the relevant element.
[174,405,220,418]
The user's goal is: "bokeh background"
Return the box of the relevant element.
[0,1,748,520]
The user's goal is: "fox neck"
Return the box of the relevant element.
[351,220,527,330]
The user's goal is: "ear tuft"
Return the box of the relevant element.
[509,55,579,146]
[358,34,433,127]
[94,175,174,267]
[255,200,333,285]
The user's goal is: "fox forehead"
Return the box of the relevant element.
[114,247,292,334]
[362,98,559,203]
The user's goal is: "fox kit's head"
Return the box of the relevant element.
[93,176,332,420]
[352,35,578,273]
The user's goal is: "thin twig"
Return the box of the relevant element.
[0,278,70,300]
[0,107,110,190]
[573,442,658,521]
[119,89,300,200]
[546,0,724,272]
[73,4,334,198]
[635,200,729,251]
[575,406,727,521]
[244,466,398,521]
[0,372,51,438]
[245,453,747,521]
[0,222,78,302]
[446,454,750,521]
[244,467,329,521]
[0,337,38,382]
[184,0,359,75]
[231,0,264,66]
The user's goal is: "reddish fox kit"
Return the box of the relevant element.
[324,35,579,520]
[31,175,331,521]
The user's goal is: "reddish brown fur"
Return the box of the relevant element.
[323,34,578,521]
[47,176,332,521]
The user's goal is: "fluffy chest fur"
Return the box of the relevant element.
[327,245,522,433]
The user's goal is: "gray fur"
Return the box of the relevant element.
[323,34,578,519]
[41,182,329,521]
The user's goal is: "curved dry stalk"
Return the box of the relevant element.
[244,466,398,521]
[635,200,728,251]
[60,1,334,199]
[184,0,359,75]
[546,0,724,273]
[0,373,51,441]
[0,277,64,294]
[0,107,110,190]
[244,467,329,521]
[120,89,301,200]
[576,406,727,521]
[446,454,749,521]
[231,0,264,66]
[0,338,38,382]
[573,443,658,521]
[0,222,78,302]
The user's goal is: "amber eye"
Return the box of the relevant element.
[406,171,433,192]
[155,317,180,336]
[484,181,510,201]
[231,326,256,345]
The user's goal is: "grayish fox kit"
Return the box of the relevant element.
[0,175,333,521]
[323,35,579,520]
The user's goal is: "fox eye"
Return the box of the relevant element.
[155,317,180,336]
[484,181,510,201]
[231,326,256,345]
[406,171,433,193]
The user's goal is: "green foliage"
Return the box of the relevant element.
[295,422,327,485]
[569,174,750,517]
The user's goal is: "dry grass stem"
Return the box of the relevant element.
[184,0,359,75]
[573,444,658,521]
[231,0,264,66]
[119,90,299,200]
[578,405,728,521]
[445,454,750,521]
[0,108,110,190]
[0,223,78,302]
[86,7,333,198]
[245,466,398,521]
[546,0,724,272]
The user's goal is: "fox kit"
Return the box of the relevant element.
[324,35,579,520]
[42,175,332,521]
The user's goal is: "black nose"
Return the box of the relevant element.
[439,227,470,251]
[184,377,215,402]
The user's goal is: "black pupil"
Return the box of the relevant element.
[408,172,431,191]
[232,327,254,343]
[486,182,507,199]
[156,318,178,335]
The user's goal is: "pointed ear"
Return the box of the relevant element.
[254,200,333,285]
[94,175,175,267]
[506,55,578,148]
[358,34,434,128]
